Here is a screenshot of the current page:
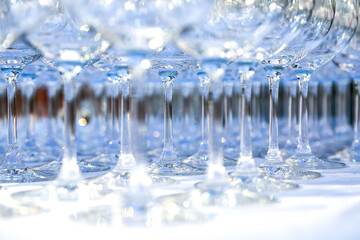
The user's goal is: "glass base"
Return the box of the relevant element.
[184,153,235,169]
[329,148,358,162]
[257,165,321,180]
[0,168,54,183]
[112,153,137,172]
[148,161,204,176]
[0,153,55,183]
[191,181,275,207]
[229,170,299,192]
[286,152,346,170]
[146,148,162,164]
[35,158,110,175]
[84,153,118,166]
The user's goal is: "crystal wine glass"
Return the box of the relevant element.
[0,0,57,183]
[25,2,111,198]
[287,0,358,170]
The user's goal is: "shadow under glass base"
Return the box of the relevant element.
[286,152,346,170]
[229,170,299,192]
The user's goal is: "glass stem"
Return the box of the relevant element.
[58,76,81,181]
[120,79,132,155]
[208,81,223,167]
[265,72,282,163]
[223,83,233,146]
[163,80,174,151]
[296,74,312,154]
[200,81,209,145]
[353,78,360,145]
[130,68,148,182]
[104,93,112,142]
[237,74,255,170]
[111,82,118,140]
[6,73,20,157]
[289,81,298,141]
[252,82,261,138]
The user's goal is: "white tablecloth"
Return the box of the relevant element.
[0,162,360,240]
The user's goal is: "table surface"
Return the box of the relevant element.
[0,161,360,240]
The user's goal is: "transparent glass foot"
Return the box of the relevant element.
[329,148,357,162]
[286,152,346,170]
[146,148,162,163]
[258,165,321,180]
[148,161,204,176]
[112,154,136,172]
[35,156,110,175]
[184,153,235,169]
[149,145,204,176]
[229,170,299,192]
[0,153,55,183]
[84,153,118,166]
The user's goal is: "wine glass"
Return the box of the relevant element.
[331,19,360,161]
[258,0,338,180]
[175,0,303,204]
[0,0,57,183]
[149,45,207,175]
[67,0,216,223]
[25,2,111,198]
[286,0,358,170]
[226,0,317,190]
